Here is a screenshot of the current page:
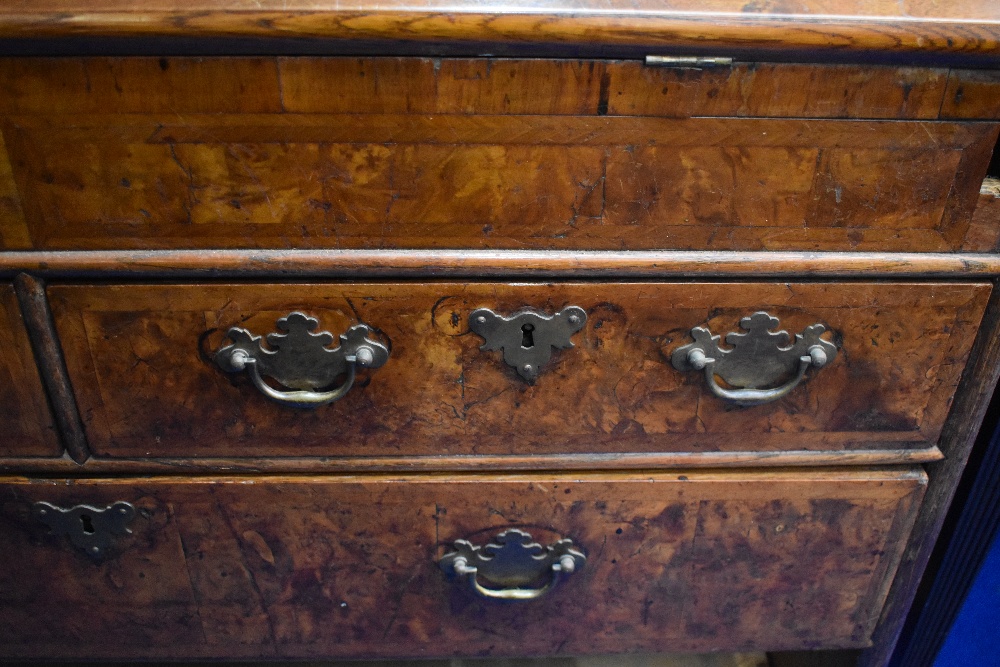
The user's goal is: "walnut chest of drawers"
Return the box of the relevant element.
[2,2,1000,665]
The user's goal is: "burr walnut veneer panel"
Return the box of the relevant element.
[48,282,990,459]
[1,57,996,253]
[0,470,925,658]
[2,13,1000,665]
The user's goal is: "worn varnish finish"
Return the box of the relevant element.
[1,6,999,665]
[966,179,1000,252]
[48,281,989,460]
[12,274,90,463]
[1,57,998,253]
[0,129,29,250]
[0,448,946,477]
[1,1,1000,61]
[0,58,957,119]
[940,70,1000,120]
[3,117,994,252]
[861,259,1000,665]
[0,470,926,658]
[8,249,1000,280]
[0,282,60,457]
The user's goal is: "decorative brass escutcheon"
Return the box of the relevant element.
[671,311,838,407]
[215,311,389,408]
[469,306,587,383]
[439,528,586,600]
[33,501,136,560]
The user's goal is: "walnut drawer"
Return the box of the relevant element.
[0,282,59,457]
[48,281,990,461]
[1,57,997,254]
[0,469,925,658]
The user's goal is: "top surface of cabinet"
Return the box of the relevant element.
[3,1,1000,64]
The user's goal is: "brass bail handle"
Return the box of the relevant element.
[449,550,580,601]
[439,529,586,601]
[671,311,838,407]
[214,311,390,408]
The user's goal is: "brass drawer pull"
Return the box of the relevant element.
[439,528,586,600]
[215,312,389,408]
[671,311,838,407]
[33,501,136,559]
[469,306,587,383]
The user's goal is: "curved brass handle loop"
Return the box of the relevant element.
[690,346,828,407]
[215,312,389,409]
[228,349,360,408]
[672,312,837,407]
[439,529,586,601]
[450,552,579,601]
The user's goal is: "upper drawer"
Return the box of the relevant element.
[1,57,997,253]
[0,283,60,457]
[48,281,989,461]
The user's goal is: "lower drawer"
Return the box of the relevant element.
[0,470,925,659]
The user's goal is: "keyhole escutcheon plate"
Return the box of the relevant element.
[33,501,137,560]
[469,306,587,383]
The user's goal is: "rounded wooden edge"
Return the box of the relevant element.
[3,250,1000,278]
[0,447,944,475]
[0,12,998,61]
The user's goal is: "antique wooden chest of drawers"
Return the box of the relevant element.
[2,2,1000,665]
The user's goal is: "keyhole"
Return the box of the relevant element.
[521,323,535,349]
[79,513,95,535]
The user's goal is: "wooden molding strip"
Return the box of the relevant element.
[0,447,944,476]
[0,10,999,62]
[12,274,90,464]
[3,250,1000,279]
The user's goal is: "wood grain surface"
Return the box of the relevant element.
[963,179,1000,252]
[0,469,926,658]
[0,448,946,476]
[0,129,29,250]
[1,57,997,253]
[0,282,60,457]
[7,249,1000,280]
[0,57,958,119]
[47,281,990,460]
[0,2,999,61]
[859,248,1000,666]
[12,274,90,463]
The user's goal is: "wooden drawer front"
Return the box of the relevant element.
[49,281,989,460]
[0,470,926,658]
[0,283,60,457]
[0,57,996,254]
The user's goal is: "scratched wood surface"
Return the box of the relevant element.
[0,470,926,658]
[963,179,1000,252]
[0,57,997,253]
[47,281,989,460]
[0,1,999,61]
[0,58,956,118]
[0,283,60,457]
